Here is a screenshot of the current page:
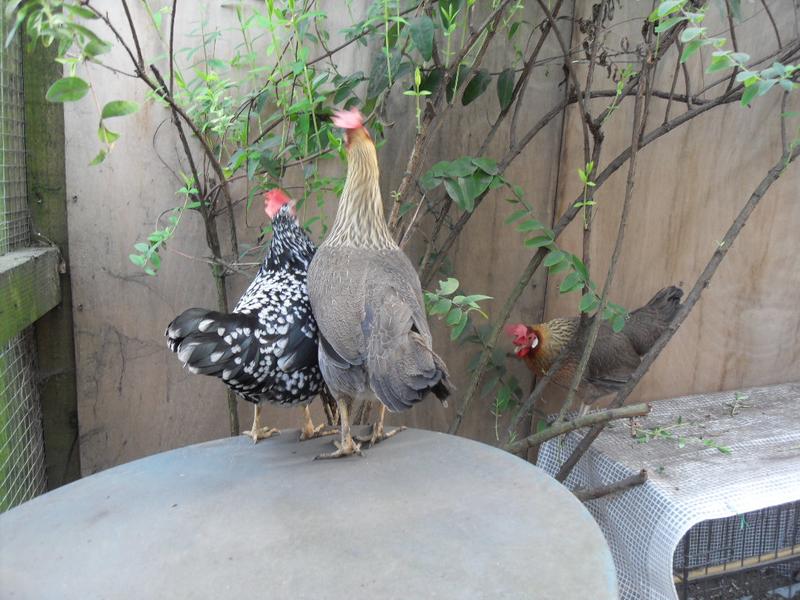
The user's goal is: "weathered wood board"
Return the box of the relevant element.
[62,1,799,474]
[0,247,60,346]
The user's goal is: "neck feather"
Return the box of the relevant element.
[324,139,396,250]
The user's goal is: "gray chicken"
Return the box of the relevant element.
[307,108,451,458]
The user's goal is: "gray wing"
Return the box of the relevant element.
[308,246,449,409]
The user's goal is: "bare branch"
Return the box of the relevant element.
[505,404,651,453]
[574,470,648,502]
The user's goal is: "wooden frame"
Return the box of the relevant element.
[22,44,81,488]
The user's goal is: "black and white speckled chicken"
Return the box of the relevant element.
[166,189,334,442]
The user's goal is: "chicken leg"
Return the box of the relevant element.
[242,405,280,443]
[315,397,362,459]
[299,405,338,441]
[355,404,406,447]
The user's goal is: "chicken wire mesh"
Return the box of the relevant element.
[0,329,46,512]
[0,13,47,513]
[1,16,30,255]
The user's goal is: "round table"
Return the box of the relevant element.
[0,428,617,599]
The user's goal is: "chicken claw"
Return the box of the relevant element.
[355,423,406,447]
[242,405,280,444]
[314,437,363,459]
[355,405,406,447]
[299,405,338,441]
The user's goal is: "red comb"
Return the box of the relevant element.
[504,323,528,338]
[264,188,291,219]
[332,108,364,130]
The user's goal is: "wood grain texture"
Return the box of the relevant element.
[0,247,60,345]
[24,42,82,488]
[63,1,798,474]
[540,0,800,412]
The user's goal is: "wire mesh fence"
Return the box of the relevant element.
[0,10,47,513]
[0,329,46,512]
[0,13,31,255]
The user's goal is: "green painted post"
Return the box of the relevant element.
[23,44,81,488]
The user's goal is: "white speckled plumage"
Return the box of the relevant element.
[166,204,323,407]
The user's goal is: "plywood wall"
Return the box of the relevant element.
[63,1,798,475]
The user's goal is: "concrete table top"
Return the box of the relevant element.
[0,428,617,599]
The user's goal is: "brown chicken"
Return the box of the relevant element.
[506,286,683,411]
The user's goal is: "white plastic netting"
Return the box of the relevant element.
[538,383,800,600]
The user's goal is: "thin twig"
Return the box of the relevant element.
[169,0,177,96]
[574,470,648,502]
[505,404,650,453]
[724,0,740,94]
[120,0,144,71]
[760,0,782,49]
[555,144,800,482]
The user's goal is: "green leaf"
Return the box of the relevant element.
[430,298,452,316]
[462,69,491,105]
[517,219,544,233]
[680,40,703,64]
[655,0,685,19]
[134,242,150,253]
[446,307,463,326]
[559,271,582,293]
[101,100,140,119]
[471,157,498,175]
[432,157,476,178]
[547,260,570,275]
[525,235,553,249]
[680,27,705,43]
[419,68,443,95]
[129,253,146,267]
[505,209,528,224]
[543,250,565,267]
[570,255,589,281]
[654,15,686,32]
[84,39,112,57]
[461,171,494,210]
[451,313,469,340]
[89,149,107,166]
[366,48,400,98]
[46,77,90,102]
[461,294,492,304]
[438,277,460,296]
[408,16,434,61]
[446,64,470,103]
[443,178,469,211]
[580,292,599,313]
[707,52,734,73]
[496,68,515,111]
[740,84,759,107]
[98,125,120,144]
[64,4,100,19]
[755,78,777,97]
[612,314,626,332]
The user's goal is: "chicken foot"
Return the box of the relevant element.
[242,405,280,443]
[299,405,338,441]
[355,404,406,447]
[315,397,362,459]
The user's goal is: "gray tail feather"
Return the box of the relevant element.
[368,334,452,413]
